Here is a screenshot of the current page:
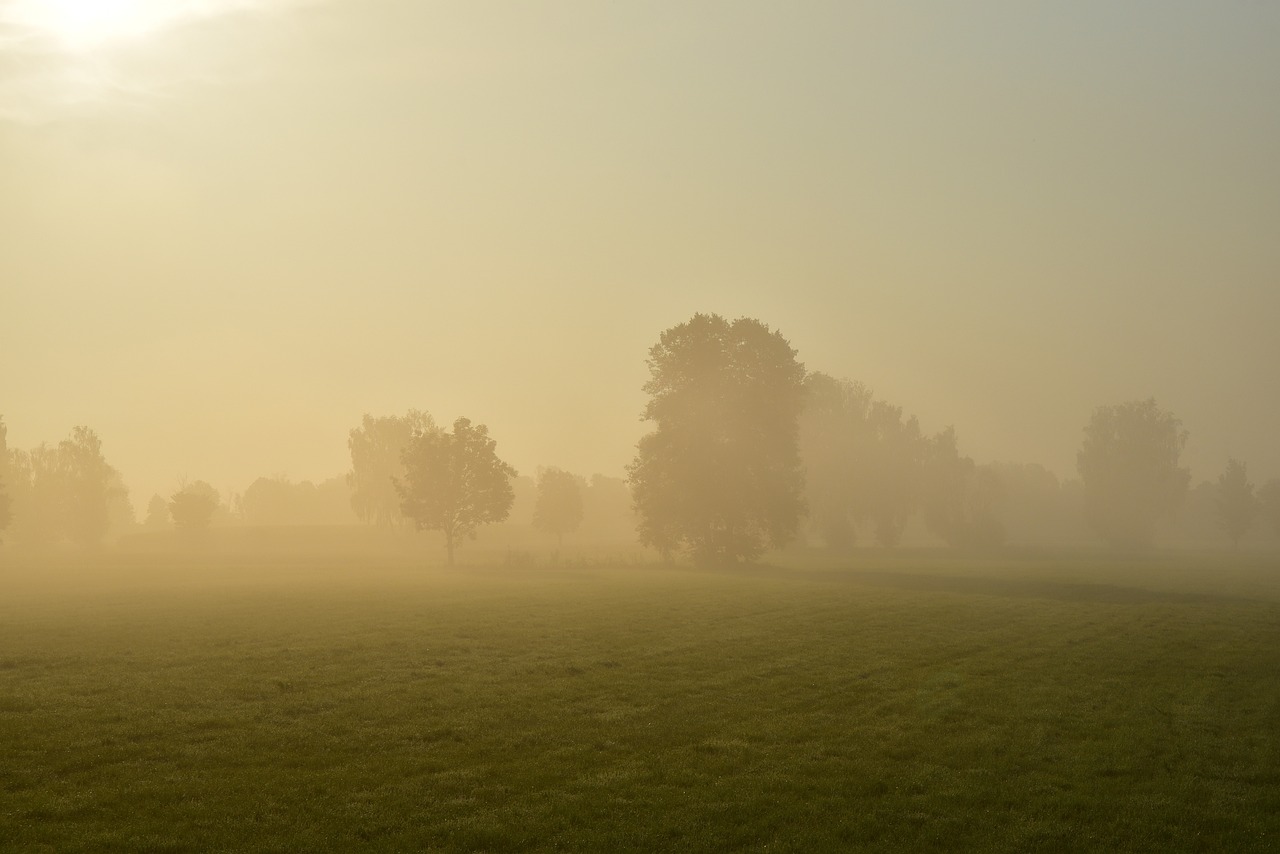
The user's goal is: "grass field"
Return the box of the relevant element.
[2,549,1279,851]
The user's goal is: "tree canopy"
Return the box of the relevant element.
[397,417,517,566]
[628,313,806,565]
[169,481,221,533]
[532,467,584,550]
[1215,459,1257,548]
[1077,399,1190,549]
[348,410,434,527]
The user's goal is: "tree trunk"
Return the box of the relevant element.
[445,528,455,566]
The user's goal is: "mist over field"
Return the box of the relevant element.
[3,2,1280,851]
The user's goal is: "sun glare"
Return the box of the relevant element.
[11,0,177,50]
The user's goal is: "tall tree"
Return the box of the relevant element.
[1077,399,1190,549]
[348,410,435,527]
[58,426,120,548]
[533,468,584,551]
[628,314,806,565]
[920,427,1004,549]
[397,417,516,566]
[798,373,873,549]
[1215,459,1257,548]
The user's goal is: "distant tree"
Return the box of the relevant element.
[533,468,584,550]
[169,481,220,533]
[397,417,517,566]
[1215,459,1257,548]
[628,314,806,565]
[57,426,119,548]
[144,493,170,530]
[348,410,435,527]
[1077,399,1190,549]
[920,427,1005,549]
[0,417,9,543]
[798,373,873,549]
[1260,479,1280,538]
[863,400,926,547]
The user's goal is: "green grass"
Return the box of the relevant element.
[2,551,1279,851]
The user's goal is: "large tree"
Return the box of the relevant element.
[1215,459,1257,548]
[532,467,584,551]
[397,417,516,566]
[628,314,806,565]
[1077,399,1190,549]
[348,410,434,527]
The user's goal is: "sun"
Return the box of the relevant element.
[9,0,178,51]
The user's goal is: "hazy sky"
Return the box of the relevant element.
[3,1,1278,511]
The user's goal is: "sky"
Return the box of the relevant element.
[2,0,1279,512]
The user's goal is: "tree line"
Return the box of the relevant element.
[3,313,1279,561]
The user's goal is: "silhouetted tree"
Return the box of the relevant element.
[921,427,1004,549]
[1077,399,1190,549]
[144,494,170,530]
[169,481,220,533]
[241,476,357,526]
[348,410,434,527]
[628,314,806,565]
[0,475,9,544]
[1215,459,1257,548]
[397,417,516,566]
[533,468,584,550]
[1260,479,1280,538]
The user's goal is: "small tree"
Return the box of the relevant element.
[397,417,516,566]
[533,468,584,551]
[1215,459,1257,548]
[144,494,170,530]
[169,481,220,533]
[1077,399,1190,549]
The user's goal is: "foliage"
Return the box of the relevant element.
[1077,399,1191,549]
[628,314,806,565]
[1261,479,1280,538]
[241,476,356,526]
[0,423,122,548]
[532,468,584,548]
[797,373,873,548]
[347,410,434,527]
[1215,459,1257,548]
[920,427,1005,549]
[144,494,170,530]
[397,417,517,565]
[169,481,221,532]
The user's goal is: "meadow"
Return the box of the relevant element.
[1,548,1278,852]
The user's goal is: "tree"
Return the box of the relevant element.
[1077,399,1190,549]
[0,418,9,544]
[397,417,517,566]
[533,468,584,550]
[169,481,220,533]
[920,427,1005,549]
[1260,479,1280,538]
[1215,458,1257,548]
[144,494,170,530]
[628,314,806,565]
[798,373,873,549]
[348,410,435,527]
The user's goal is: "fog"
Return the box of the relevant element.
[3,1,1278,530]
